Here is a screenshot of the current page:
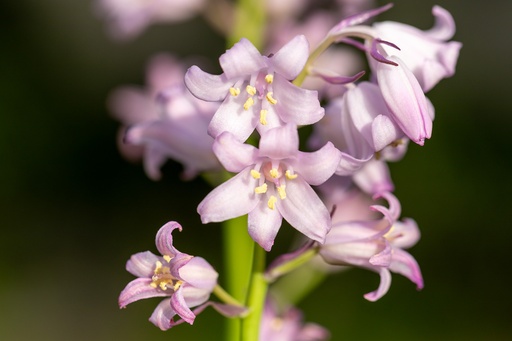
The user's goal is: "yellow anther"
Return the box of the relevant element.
[173,280,183,291]
[260,109,268,125]
[229,87,240,96]
[154,261,163,271]
[246,85,257,96]
[251,169,261,179]
[163,255,172,263]
[244,97,254,110]
[285,170,297,180]
[277,185,287,199]
[265,74,274,84]
[255,183,268,194]
[267,195,277,210]
[266,92,277,105]
[269,168,279,178]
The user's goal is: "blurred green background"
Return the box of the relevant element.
[1,0,511,340]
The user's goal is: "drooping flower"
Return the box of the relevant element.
[373,5,462,92]
[118,221,218,330]
[108,54,220,180]
[96,0,206,40]
[259,298,330,341]
[197,124,342,251]
[185,36,324,142]
[319,192,423,301]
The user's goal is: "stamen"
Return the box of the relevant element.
[285,170,297,180]
[163,255,172,263]
[255,183,268,194]
[251,169,261,179]
[277,185,286,199]
[260,109,268,125]
[246,85,257,96]
[269,168,279,178]
[266,92,277,105]
[244,97,255,110]
[265,74,274,84]
[229,87,240,96]
[173,280,183,291]
[267,195,277,210]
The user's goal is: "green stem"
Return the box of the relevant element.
[223,216,254,341]
[241,245,268,341]
[213,284,246,308]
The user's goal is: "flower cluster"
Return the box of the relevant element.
[107,1,461,338]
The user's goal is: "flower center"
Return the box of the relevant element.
[229,72,277,125]
[150,257,182,291]
[251,162,298,210]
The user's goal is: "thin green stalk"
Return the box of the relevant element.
[241,245,268,341]
[223,215,254,341]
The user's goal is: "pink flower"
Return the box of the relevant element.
[197,124,341,251]
[319,192,423,301]
[118,222,218,330]
[185,36,324,142]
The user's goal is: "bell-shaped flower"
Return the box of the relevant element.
[259,298,330,341]
[373,5,462,92]
[197,124,342,251]
[319,192,423,301]
[373,55,434,145]
[118,221,219,330]
[185,36,324,142]
[125,86,221,180]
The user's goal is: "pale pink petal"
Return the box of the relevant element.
[364,268,392,301]
[170,286,197,324]
[149,298,175,330]
[271,35,309,80]
[248,192,283,251]
[208,94,258,141]
[197,168,259,223]
[293,142,341,186]
[184,65,233,101]
[213,132,258,172]
[219,38,266,79]
[118,278,168,308]
[178,257,218,291]
[389,248,424,290]
[258,124,298,160]
[126,251,160,277]
[273,76,324,125]
[155,221,183,257]
[277,179,330,244]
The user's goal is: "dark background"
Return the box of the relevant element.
[1,0,511,340]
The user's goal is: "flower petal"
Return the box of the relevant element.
[426,5,457,41]
[363,268,392,301]
[389,248,424,290]
[126,251,160,278]
[149,298,175,330]
[294,142,341,186]
[155,221,183,257]
[219,38,266,79]
[277,178,330,244]
[248,191,283,251]
[178,257,218,291]
[258,124,298,160]
[271,35,309,80]
[184,65,233,101]
[170,286,197,325]
[197,168,259,223]
[273,76,324,125]
[213,131,258,172]
[118,278,169,308]
[208,94,259,141]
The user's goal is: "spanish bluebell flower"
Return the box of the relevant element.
[109,54,220,180]
[197,124,341,251]
[119,222,218,330]
[259,298,330,341]
[319,192,423,301]
[373,5,462,92]
[185,36,324,142]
